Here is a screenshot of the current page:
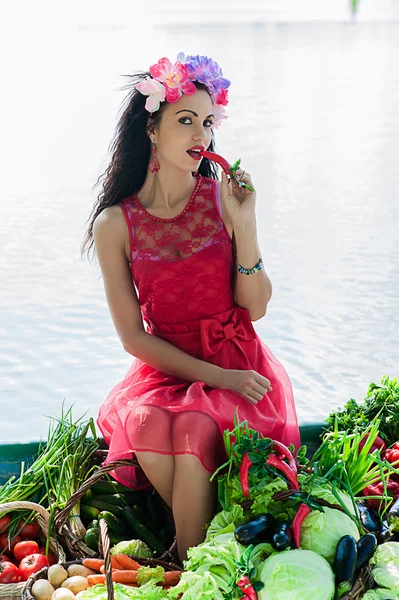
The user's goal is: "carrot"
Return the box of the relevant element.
[87,574,106,586]
[111,570,139,583]
[82,558,104,572]
[111,556,124,570]
[162,571,182,586]
[115,554,142,570]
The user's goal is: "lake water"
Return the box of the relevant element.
[1,1,398,443]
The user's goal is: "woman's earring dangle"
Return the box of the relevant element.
[149,144,160,174]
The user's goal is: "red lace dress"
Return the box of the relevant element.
[97,174,300,489]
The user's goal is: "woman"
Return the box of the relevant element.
[82,53,300,561]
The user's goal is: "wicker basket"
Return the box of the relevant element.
[55,457,177,561]
[0,501,66,600]
[23,519,183,600]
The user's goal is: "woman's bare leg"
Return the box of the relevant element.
[172,454,217,562]
[134,451,175,507]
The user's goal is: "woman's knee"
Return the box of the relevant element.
[172,411,222,451]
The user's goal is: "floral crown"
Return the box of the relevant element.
[136,52,230,129]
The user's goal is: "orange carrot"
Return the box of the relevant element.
[111,556,124,570]
[82,558,104,572]
[87,574,106,586]
[111,570,139,583]
[161,571,182,586]
[115,554,142,570]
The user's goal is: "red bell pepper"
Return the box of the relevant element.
[384,448,399,465]
[272,440,298,474]
[237,575,258,600]
[363,479,399,510]
[240,453,253,498]
[266,454,299,490]
[292,503,311,548]
[358,432,386,455]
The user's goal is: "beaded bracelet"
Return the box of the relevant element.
[236,257,263,275]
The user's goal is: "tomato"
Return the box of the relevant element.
[13,540,39,563]
[0,534,21,554]
[17,518,40,540]
[38,547,57,566]
[18,553,49,580]
[0,515,12,536]
[0,560,19,583]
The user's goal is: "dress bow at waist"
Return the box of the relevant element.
[146,306,257,363]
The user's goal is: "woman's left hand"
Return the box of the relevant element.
[220,168,257,225]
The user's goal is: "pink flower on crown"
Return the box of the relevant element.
[210,104,227,130]
[136,77,166,113]
[214,88,229,107]
[149,57,197,103]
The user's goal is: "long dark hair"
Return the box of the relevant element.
[81,72,219,261]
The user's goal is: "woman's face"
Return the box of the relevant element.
[151,88,214,172]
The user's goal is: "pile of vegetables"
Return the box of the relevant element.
[80,479,172,556]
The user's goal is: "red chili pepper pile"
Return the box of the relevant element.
[236,575,258,600]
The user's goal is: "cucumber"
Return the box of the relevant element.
[81,489,93,504]
[123,506,166,555]
[80,504,100,523]
[109,533,126,546]
[88,499,124,518]
[92,480,135,495]
[85,526,100,551]
[146,495,163,530]
[87,519,99,531]
[158,526,173,547]
[98,511,126,534]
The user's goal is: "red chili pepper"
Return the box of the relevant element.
[393,442,399,451]
[363,479,399,510]
[272,440,298,474]
[292,503,311,548]
[266,454,299,490]
[237,575,258,600]
[240,453,253,498]
[199,150,231,174]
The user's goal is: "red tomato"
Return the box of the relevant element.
[38,547,57,566]
[19,553,49,581]
[0,560,19,583]
[17,519,40,540]
[13,540,39,563]
[0,534,21,554]
[0,515,12,536]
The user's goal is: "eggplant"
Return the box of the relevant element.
[234,514,275,546]
[334,535,358,587]
[378,519,394,544]
[271,521,293,551]
[387,497,399,533]
[356,502,381,534]
[355,533,377,571]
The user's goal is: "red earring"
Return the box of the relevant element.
[149,144,160,174]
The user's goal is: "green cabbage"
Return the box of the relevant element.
[370,542,399,567]
[300,506,360,564]
[257,549,335,600]
[110,539,152,558]
[372,564,399,596]
[362,590,398,600]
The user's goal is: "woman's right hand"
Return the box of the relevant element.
[216,369,273,405]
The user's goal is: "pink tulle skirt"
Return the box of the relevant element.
[97,306,301,489]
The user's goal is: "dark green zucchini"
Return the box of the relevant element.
[98,511,126,534]
[81,489,93,504]
[123,506,166,555]
[92,480,137,495]
[131,504,159,536]
[94,492,146,507]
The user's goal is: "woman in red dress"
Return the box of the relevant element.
[82,54,300,561]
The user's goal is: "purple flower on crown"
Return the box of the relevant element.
[177,52,230,100]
